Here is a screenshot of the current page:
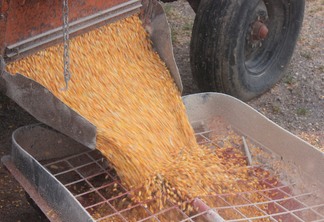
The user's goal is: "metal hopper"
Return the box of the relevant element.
[0,0,182,149]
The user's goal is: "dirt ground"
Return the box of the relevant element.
[0,0,323,221]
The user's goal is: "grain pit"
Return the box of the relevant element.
[7,14,271,217]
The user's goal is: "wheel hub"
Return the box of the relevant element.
[252,21,268,41]
[245,3,269,60]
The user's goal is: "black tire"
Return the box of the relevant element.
[190,0,305,101]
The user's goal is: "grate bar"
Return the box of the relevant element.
[65,156,130,221]
[37,127,324,221]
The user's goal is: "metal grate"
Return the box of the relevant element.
[42,124,324,222]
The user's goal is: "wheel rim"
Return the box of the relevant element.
[244,0,287,76]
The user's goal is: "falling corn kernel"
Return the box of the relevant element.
[7,14,274,220]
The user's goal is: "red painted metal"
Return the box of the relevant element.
[0,0,128,56]
[0,0,9,54]
[0,0,201,59]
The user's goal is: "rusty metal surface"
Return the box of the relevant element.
[0,0,9,55]
[3,0,141,62]
[4,0,128,45]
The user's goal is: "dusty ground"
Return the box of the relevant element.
[0,0,323,221]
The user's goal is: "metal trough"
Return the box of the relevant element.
[2,93,323,221]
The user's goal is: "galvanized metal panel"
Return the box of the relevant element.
[3,93,323,221]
